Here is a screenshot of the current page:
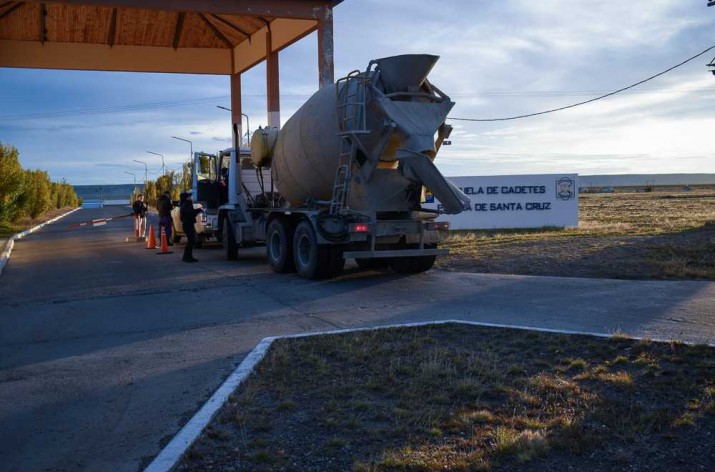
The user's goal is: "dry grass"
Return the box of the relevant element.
[439,187,715,280]
[177,324,715,472]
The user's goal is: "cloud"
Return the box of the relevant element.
[2,0,714,184]
[94,163,130,168]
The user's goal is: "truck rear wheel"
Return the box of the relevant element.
[390,255,436,273]
[355,258,390,270]
[222,219,238,261]
[267,218,294,273]
[293,221,320,279]
[322,246,345,278]
[293,221,344,279]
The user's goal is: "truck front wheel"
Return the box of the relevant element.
[266,219,294,273]
[222,219,238,261]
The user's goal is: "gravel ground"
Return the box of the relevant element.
[438,223,715,280]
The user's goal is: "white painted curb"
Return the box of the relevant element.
[0,207,81,276]
[143,319,715,472]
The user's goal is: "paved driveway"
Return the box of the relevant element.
[0,207,713,471]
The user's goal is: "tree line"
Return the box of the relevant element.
[0,142,80,222]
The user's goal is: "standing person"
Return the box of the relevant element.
[132,194,148,238]
[180,191,202,263]
[157,191,173,245]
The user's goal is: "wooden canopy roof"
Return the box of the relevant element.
[0,1,340,74]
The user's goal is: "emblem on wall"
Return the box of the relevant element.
[556,177,576,201]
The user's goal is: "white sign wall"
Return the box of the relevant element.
[425,174,579,230]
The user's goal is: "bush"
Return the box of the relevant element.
[0,142,80,222]
[0,143,26,221]
[23,169,53,218]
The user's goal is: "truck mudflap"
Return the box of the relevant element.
[342,248,448,259]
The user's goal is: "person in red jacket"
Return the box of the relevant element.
[132,194,148,238]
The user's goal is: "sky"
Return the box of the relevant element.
[0,0,714,185]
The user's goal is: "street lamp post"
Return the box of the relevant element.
[216,106,250,145]
[171,135,193,166]
[133,159,148,186]
[124,171,136,186]
[147,151,165,177]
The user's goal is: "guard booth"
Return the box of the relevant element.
[0,0,342,139]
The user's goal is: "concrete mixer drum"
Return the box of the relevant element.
[270,54,469,215]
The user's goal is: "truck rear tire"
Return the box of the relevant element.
[355,258,390,270]
[293,220,320,279]
[390,255,436,273]
[267,218,294,273]
[222,219,238,261]
[322,246,345,278]
[294,220,345,279]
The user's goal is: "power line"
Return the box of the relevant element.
[448,44,715,122]
[449,87,713,98]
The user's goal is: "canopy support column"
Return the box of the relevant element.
[317,5,334,88]
[231,70,243,147]
[266,27,280,128]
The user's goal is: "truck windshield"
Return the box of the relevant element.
[196,153,217,182]
[219,154,231,174]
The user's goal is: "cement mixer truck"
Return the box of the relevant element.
[212,54,469,279]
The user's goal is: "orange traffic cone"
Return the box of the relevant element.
[156,226,173,255]
[146,225,157,249]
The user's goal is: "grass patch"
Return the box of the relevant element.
[0,221,20,239]
[176,324,715,471]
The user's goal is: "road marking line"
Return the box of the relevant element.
[143,319,714,472]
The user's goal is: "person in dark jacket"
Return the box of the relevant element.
[131,194,148,238]
[157,191,173,245]
[179,191,202,262]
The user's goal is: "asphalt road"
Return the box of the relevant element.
[1,207,714,472]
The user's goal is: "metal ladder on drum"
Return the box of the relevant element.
[331,71,368,215]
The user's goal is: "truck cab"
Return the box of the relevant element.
[172,147,273,247]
